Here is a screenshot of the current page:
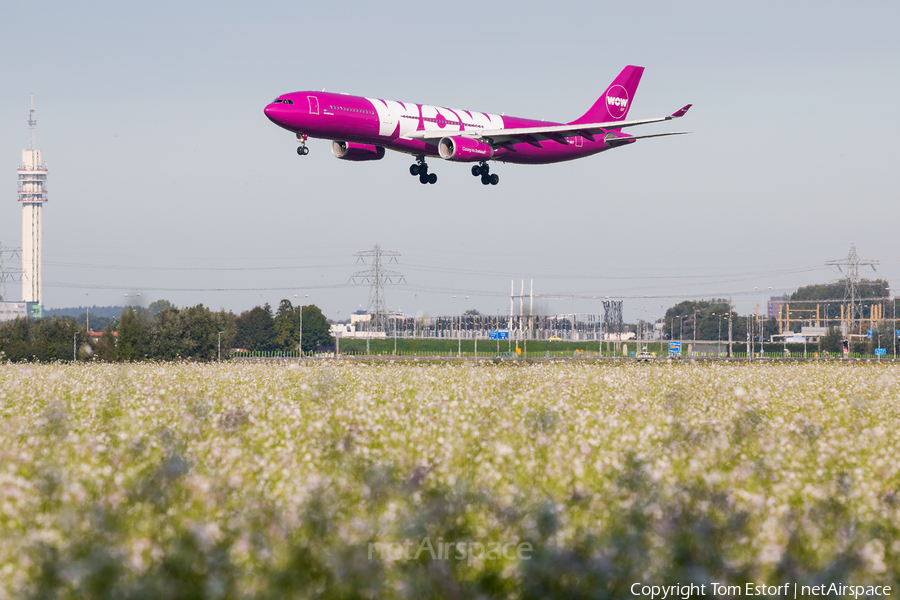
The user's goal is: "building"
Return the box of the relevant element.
[18,96,48,318]
[0,301,28,321]
[766,295,787,320]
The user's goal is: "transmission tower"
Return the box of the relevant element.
[0,242,23,320]
[602,300,623,338]
[826,243,879,334]
[0,242,22,301]
[350,244,405,332]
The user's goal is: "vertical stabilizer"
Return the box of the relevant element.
[569,65,644,125]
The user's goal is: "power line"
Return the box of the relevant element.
[826,244,879,334]
[350,244,405,332]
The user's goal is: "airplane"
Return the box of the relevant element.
[263,65,691,186]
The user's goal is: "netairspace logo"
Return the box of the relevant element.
[368,537,532,567]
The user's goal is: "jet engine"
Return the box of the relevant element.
[331,141,386,161]
[437,136,493,162]
[603,132,636,149]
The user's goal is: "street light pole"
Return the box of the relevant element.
[218,331,224,361]
[295,294,308,357]
[452,295,468,358]
[73,331,79,362]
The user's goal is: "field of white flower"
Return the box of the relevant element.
[1,361,898,598]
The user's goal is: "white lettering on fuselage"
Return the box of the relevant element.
[607,96,628,108]
[367,97,503,139]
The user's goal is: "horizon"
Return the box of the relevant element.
[2,2,899,320]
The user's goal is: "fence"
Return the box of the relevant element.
[230,349,897,361]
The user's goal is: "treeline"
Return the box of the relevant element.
[0,298,332,362]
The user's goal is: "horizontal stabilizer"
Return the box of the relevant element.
[624,131,691,141]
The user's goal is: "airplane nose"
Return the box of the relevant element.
[264,103,289,128]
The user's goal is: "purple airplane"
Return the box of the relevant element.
[264,65,691,186]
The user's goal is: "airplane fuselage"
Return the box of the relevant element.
[264,66,689,186]
[264,91,613,165]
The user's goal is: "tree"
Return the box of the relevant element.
[148,305,182,360]
[235,304,276,352]
[117,307,148,361]
[273,299,299,352]
[117,306,147,361]
[94,322,118,361]
[148,299,176,316]
[300,304,333,353]
[664,300,730,340]
[820,327,842,353]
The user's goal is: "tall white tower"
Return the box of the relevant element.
[18,95,47,317]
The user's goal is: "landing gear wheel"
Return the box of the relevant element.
[481,174,491,185]
[471,165,481,177]
[490,173,499,185]
[297,146,309,156]
[411,155,434,183]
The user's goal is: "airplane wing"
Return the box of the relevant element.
[403,104,692,149]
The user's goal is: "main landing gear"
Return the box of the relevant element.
[409,156,437,184]
[296,134,309,155]
[472,162,499,185]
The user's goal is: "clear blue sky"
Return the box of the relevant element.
[2,1,898,320]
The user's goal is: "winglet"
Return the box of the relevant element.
[670,104,692,118]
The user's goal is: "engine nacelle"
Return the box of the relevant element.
[603,132,636,149]
[438,136,494,162]
[331,141,386,161]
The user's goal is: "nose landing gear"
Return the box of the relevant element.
[472,162,499,185]
[296,134,309,156]
[409,156,437,184]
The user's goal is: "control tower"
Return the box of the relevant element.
[18,95,47,318]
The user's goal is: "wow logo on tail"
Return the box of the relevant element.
[605,85,630,119]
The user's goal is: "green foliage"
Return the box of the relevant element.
[233,301,332,354]
[116,307,148,361]
[273,299,299,352]
[0,316,80,361]
[792,279,889,302]
[663,300,747,342]
[94,322,118,361]
[146,304,232,361]
[820,327,843,353]
[300,304,333,353]
[235,304,276,352]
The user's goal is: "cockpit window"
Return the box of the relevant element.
[272,98,294,105]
